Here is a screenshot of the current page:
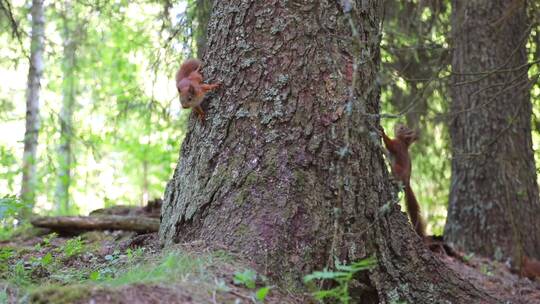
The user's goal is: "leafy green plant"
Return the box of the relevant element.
[42,232,58,247]
[0,247,14,274]
[11,260,30,286]
[89,270,100,281]
[255,286,271,301]
[480,264,493,276]
[61,237,84,257]
[233,269,272,302]
[304,256,377,304]
[233,269,257,289]
[0,195,26,219]
[125,248,144,262]
[0,247,14,261]
[33,243,42,251]
[463,253,474,262]
[88,267,115,282]
[41,252,53,267]
[0,195,27,238]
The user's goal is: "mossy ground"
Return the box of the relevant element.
[0,229,307,303]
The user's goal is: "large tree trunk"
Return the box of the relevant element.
[160,1,495,302]
[20,0,45,219]
[445,0,540,260]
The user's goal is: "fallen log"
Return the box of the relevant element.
[31,215,160,233]
[89,199,162,218]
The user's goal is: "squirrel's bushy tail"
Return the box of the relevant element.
[176,58,201,81]
[404,183,426,237]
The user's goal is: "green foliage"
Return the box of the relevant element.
[462,253,475,262]
[60,236,84,258]
[255,286,271,301]
[125,247,144,262]
[0,147,18,192]
[0,195,29,239]
[304,256,377,304]
[98,251,209,286]
[0,247,14,261]
[88,270,100,281]
[42,232,58,247]
[0,247,14,275]
[41,252,53,266]
[0,195,26,219]
[232,268,272,302]
[11,260,30,286]
[0,289,7,303]
[0,0,188,217]
[479,264,493,276]
[233,269,257,289]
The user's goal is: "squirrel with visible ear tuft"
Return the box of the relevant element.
[176,59,220,123]
[379,124,426,237]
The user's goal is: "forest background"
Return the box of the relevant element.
[0,0,539,236]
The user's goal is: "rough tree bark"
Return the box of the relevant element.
[160,1,496,302]
[20,0,45,218]
[445,0,540,260]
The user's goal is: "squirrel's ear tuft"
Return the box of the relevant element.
[188,85,196,95]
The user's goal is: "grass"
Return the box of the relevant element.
[100,250,215,287]
[25,250,214,303]
[12,248,233,303]
[0,230,297,303]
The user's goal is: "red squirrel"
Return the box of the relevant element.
[520,255,540,280]
[380,124,426,237]
[176,59,220,122]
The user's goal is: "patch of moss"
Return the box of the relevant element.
[234,190,249,206]
[235,224,250,238]
[29,284,93,304]
[244,171,259,186]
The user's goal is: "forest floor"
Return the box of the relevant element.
[1,213,539,303]
[0,227,308,304]
[440,250,540,303]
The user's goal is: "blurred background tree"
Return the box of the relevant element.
[381,0,540,237]
[444,0,540,259]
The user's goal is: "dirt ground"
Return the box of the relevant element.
[440,252,540,303]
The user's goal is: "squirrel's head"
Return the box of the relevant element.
[177,83,196,108]
[394,124,418,145]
